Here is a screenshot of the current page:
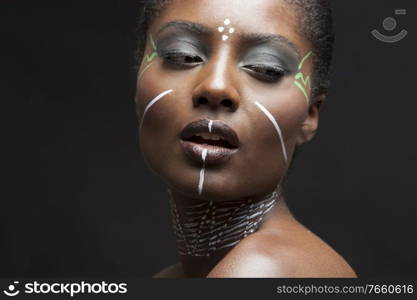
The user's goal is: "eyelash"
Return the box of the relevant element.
[160,51,287,83]
[242,64,287,83]
[161,51,204,67]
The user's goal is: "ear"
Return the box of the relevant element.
[296,94,325,145]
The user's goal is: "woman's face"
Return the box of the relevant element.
[135,0,319,201]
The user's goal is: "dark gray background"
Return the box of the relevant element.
[0,0,416,277]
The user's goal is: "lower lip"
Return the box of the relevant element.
[180,140,238,165]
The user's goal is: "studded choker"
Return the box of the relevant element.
[169,188,281,257]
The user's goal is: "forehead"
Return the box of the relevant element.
[149,0,309,53]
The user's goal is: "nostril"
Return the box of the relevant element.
[221,99,233,108]
[198,97,209,105]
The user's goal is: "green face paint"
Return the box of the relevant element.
[145,34,158,63]
[139,34,158,81]
[294,50,313,104]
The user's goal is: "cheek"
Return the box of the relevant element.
[135,67,201,187]
[275,90,308,151]
[246,79,308,159]
[215,84,308,196]
[135,60,197,121]
[136,61,170,117]
[135,66,178,163]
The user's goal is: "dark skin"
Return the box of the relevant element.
[135,0,357,278]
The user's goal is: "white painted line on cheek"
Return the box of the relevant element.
[140,89,174,130]
[198,149,208,196]
[208,120,213,133]
[138,62,154,81]
[254,101,288,162]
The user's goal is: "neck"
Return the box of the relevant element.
[168,187,282,277]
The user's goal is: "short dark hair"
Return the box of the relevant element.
[135,0,335,103]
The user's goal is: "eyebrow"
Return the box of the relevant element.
[156,20,212,36]
[155,20,300,58]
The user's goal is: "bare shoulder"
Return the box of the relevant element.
[207,222,357,278]
[153,263,184,278]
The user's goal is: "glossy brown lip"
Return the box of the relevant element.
[179,119,240,165]
[179,119,240,148]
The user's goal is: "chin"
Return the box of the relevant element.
[162,165,279,202]
[141,138,284,202]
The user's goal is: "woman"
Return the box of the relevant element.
[134,0,356,278]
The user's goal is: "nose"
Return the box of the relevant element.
[192,51,240,112]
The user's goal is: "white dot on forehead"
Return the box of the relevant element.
[222,35,229,41]
[218,26,224,32]
[224,18,231,25]
[229,28,235,34]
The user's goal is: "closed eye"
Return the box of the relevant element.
[242,64,287,83]
[161,51,204,68]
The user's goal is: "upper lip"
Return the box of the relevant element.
[180,119,240,148]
